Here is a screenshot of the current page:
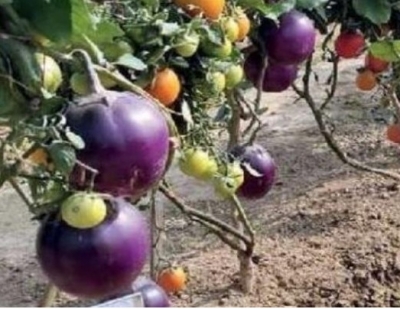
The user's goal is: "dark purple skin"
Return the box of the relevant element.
[36,198,150,299]
[231,144,277,200]
[244,51,298,92]
[66,91,170,200]
[260,10,317,65]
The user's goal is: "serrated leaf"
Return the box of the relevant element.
[113,54,147,71]
[352,0,391,25]
[65,131,85,150]
[48,142,76,175]
[12,0,72,42]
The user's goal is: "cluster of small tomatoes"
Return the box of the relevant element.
[334,30,390,91]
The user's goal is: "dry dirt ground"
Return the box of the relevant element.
[2,57,400,307]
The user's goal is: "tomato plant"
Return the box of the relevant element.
[3,0,400,306]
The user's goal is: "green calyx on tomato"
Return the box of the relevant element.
[202,37,233,59]
[221,17,240,42]
[175,33,200,58]
[213,161,244,198]
[61,192,108,229]
[225,64,244,89]
[179,148,218,181]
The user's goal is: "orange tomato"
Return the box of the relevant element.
[235,10,251,41]
[157,267,187,293]
[356,69,377,91]
[173,0,225,20]
[28,148,54,171]
[365,52,389,74]
[386,124,400,144]
[146,68,181,107]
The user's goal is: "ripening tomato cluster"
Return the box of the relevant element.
[333,30,390,92]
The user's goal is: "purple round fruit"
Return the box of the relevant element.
[244,51,298,92]
[231,143,277,200]
[36,197,150,299]
[259,10,316,65]
[134,279,170,307]
[66,60,170,200]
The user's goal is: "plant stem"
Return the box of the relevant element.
[8,177,36,214]
[159,183,252,246]
[293,56,400,181]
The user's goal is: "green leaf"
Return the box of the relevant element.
[0,0,13,4]
[238,0,295,19]
[13,0,72,42]
[352,0,391,25]
[370,40,400,62]
[48,142,76,175]
[113,54,147,71]
[296,0,328,9]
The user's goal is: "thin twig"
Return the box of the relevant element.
[293,57,400,181]
[8,177,36,213]
[158,184,252,246]
[230,195,255,243]
[191,217,244,252]
[321,55,339,110]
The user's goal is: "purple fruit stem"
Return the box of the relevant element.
[72,49,106,95]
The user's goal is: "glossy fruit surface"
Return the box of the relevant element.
[225,64,244,89]
[202,37,232,59]
[36,197,150,299]
[235,10,251,41]
[179,148,218,181]
[35,53,62,93]
[146,68,181,107]
[230,143,277,199]
[66,89,170,200]
[356,69,377,91]
[259,10,316,65]
[335,31,365,59]
[244,52,298,92]
[222,17,240,42]
[174,0,225,20]
[60,192,107,229]
[157,267,187,294]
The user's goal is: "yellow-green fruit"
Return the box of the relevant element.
[222,17,240,42]
[70,71,117,95]
[209,72,226,94]
[225,65,244,89]
[35,53,62,93]
[100,41,134,62]
[202,38,233,59]
[61,192,107,229]
[179,148,218,181]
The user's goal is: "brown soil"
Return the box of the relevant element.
[1,57,400,307]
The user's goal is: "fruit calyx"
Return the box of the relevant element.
[72,49,112,106]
